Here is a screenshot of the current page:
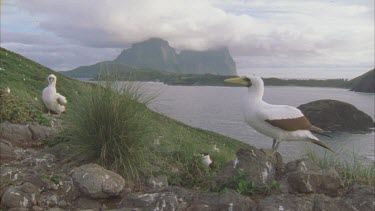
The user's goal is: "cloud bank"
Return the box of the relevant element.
[1,0,374,70]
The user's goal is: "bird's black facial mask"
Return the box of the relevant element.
[242,77,252,87]
[49,77,54,83]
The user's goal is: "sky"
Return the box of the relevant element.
[1,0,374,72]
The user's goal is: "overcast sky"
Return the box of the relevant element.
[1,0,374,71]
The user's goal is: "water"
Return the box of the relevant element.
[143,83,374,162]
[237,67,370,79]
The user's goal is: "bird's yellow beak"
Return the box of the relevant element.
[224,77,249,86]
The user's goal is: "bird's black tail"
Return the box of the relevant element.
[312,131,332,138]
[309,139,334,153]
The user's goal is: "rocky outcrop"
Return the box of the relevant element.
[287,167,344,197]
[343,184,375,211]
[348,69,375,93]
[298,100,374,133]
[0,140,18,164]
[284,159,344,197]
[1,183,40,209]
[119,186,256,210]
[0,122,32,146]
[214,147,284,188]
[0,122,54,147]
[71,163,125,198]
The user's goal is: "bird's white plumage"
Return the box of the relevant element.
[42,74,67,114]
[242,76,318,143]
[201,154,212,168]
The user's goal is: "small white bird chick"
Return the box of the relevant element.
[5,87,10,93]
[201,153,212,168]
[42,74,67,114]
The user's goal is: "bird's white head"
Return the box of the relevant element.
[224,75,264,99]
[47,74,57,86]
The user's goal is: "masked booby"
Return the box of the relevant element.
[224,76,333,152]
[42,74,67,114]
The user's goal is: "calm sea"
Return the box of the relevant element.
[141,83,375,163]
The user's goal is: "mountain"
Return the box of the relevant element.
[178,47,236,75]
[64,38,237,78]
[63,61,139,78]
[347,69,375,93]
[114,38,179,72]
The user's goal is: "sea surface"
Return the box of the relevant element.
[140,83,375,163]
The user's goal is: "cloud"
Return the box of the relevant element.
[1,0,374,70]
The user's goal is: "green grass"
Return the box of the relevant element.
[0,47,90,125]
[306,148,375,186]
[1,47,247,190]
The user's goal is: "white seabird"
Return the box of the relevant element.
[224,76,333,152]
[201,153,213,168]
[42,74,67,114]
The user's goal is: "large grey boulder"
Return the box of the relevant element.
[214,147,284,188]
[0,122,32,146]
[1,182,40,209]
[258,194,355,211]
[343,184,375,211]
[287,167,344,197]
[72,164,125,198]
[298,100,374,133]
[28,123,54,141]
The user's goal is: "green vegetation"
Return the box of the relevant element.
[215,169,280,195]
[1,47,246,190]
[306,148,375,186]
[0,47,89,125]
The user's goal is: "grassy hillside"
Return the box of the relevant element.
[0,47,90,124]
[0,47,247,189]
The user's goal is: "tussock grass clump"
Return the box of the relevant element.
[59,78,153,183]
[306,148,375,186]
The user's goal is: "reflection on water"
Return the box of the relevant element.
[140,82,374,163]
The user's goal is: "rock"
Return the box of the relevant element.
[28,123,54,141]
[343,184,375,211]
[119,192,179,210]
[25,175,58,191]
[75,197,102,209]
[72,164,125,198]
[287,167,344,197]
[0,122,32,146]
[146,175,168,189]
[1,182,40,209]
[258,194,355,211]
[32,206,44,211]
[348,69,375,93]
[187,191,256,211]
[285,159,321,174]
[0,140,18,164]
[57,200,68,208]
[119,186,255,211]
[298,100,374,133]
[214,147,284,188]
